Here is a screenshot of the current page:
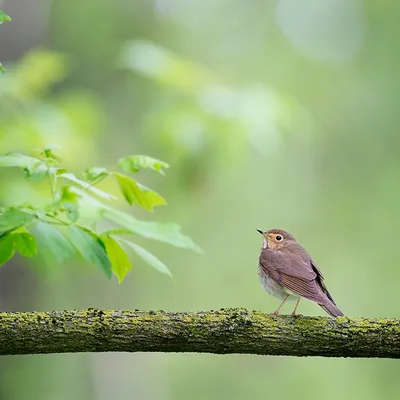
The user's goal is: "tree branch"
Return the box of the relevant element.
[0,308,398,358]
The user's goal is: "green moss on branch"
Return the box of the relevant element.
[0,308,398,358]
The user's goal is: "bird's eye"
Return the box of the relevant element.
[275,235,283,241]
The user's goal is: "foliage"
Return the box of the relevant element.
[119,40,313,193]
[0,10,11,24]
[0,149,201,282]
[0,10,11,74]
[0,50,102,161]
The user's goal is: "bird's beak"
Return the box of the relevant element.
[257,229,265,235]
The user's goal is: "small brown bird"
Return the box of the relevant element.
[257,228,343,317]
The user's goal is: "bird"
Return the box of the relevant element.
[257,228,343,317]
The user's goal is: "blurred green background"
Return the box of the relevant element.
[1,0,400,399]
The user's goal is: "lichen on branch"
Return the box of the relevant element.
[0,308,398,358]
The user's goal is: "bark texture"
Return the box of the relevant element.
[0,308,398,358]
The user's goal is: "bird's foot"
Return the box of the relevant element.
[291,312,303,317]
[273,310,280,316]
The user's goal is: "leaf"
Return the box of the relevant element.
[59,185,79,222]
[60,185,79,203]
[0,10,11,24]
[0,232,37,265]
[0,11,11,75]
[102,236,132,283]
[54,168,68,175]
[60,172,117,200]
[68,226,112,278]
[114,173,166,211]
[0,208,34,232]
[0,153,39,167]
[31,147,62,165]
[137,183,167,208]
[102,210,202,253]
[33,222,75,262]
[113,173,137,206]
[84,167,109,183]
[0,235,15,266]
[0,153,48,181]
[27,163,48,181]
[72,189,202,252]
[13,233,37,257]
[64,202,79,222]
[42,148,61,165]
[119,239,171,276]
[32,144,62,152]
[118,155,169,176]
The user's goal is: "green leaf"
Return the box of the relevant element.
[0,232,37,265]
[119,239,171,277]
[27,164,48,181]
[54,168,68,176]
[0,235,15,266]
[60,185,78,202]
[137,183,167,208]
[118,155,169,176]
[41,148,61,165]
[0,10,11,24]
[59,185,79,222]
[33,222,75,262]
[60,172,117,200]
[0,208,34,232]
[84,167,109,183]
[102,210,202,253]
[0,11,11,75]
[13,233,37,257]
[68,226,112,278]
[102,236,132,284]
[0,153,48,181]
[113,173,137,206]
[114,173,166,211]
[32,145,62,155]
[64,203,79,222]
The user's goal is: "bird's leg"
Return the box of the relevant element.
[273,294,290,315]
[291,298,302,317]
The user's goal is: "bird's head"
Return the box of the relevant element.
[257,228,296,250]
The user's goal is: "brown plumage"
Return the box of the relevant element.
[257,228,343,317]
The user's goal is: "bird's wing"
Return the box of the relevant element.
[259,247,316,280]
[259,249,331,304]
[279,272,328,303]
[310,260,337,304]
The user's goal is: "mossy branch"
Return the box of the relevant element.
[0,308,398,358]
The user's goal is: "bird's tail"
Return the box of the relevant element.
[319,301,344,317]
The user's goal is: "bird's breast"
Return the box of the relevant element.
[258,264,298,301]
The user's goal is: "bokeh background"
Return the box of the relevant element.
[1,0,400,399]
